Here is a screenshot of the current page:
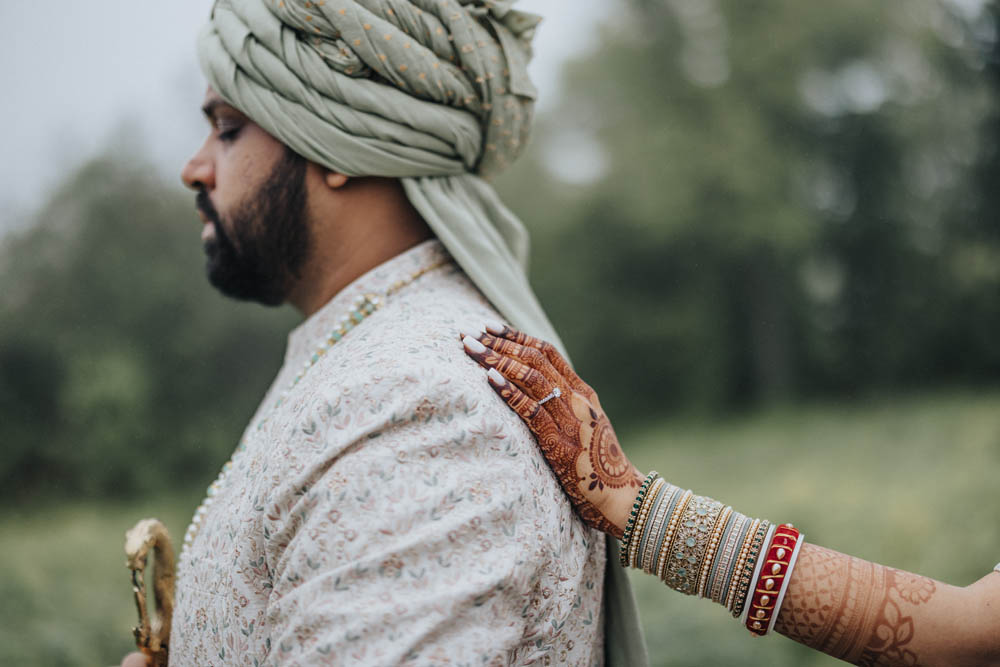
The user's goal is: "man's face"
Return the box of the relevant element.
[181,89,310,306]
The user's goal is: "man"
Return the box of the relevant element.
[127,1,646,664]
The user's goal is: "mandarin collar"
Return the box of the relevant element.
[284,240,451,369]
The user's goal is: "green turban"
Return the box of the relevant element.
[197,0,558,349]
[196,2,647,664]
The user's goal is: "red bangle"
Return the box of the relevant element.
[744,523,801,636]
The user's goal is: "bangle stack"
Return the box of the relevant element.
[619,476,804,638]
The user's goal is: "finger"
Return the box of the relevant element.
[484,324,589,394]
[488,348,553,399]
[486,367,542,426]
[485,368,585,500]
[477,333,565,390]
[464,334,547,392]
[484,350,580,426]
[463,324,569,396]
[465,336,576,424]
[121,653,152,667]
[486,368,560,448]
[485,367,571,466]
[462,334,506,371]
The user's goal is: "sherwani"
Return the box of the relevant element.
[170,241,606,665]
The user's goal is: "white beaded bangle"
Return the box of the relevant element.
[993,562,1000,574]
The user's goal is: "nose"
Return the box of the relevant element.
[181,141,214,191]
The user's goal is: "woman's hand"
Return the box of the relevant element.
[462,323,644,539]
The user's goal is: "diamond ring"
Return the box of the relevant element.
[538,387,562,405]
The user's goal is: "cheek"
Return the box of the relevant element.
[212,126,285,214]
[213,149,259,213]
[234,148,261,183]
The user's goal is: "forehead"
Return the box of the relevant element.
[201,86,226,105]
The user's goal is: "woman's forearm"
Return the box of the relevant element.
[622,473,1000,666]
[775,543,1000,666]
[617,472,1000,666]
[460,327,1000,666]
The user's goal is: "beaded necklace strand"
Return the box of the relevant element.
[178,258,451,569]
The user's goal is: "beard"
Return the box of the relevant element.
[196,148,310,306]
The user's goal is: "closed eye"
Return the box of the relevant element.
[202,98,245,144]
[218,126,241,142]
[215,120,243,143]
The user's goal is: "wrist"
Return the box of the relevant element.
[602,469,649,535]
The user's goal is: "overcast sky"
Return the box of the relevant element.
[0,0,610,229]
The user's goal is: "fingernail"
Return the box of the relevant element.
[460,326,484,341]
[484,319,506,334]
[487,367,505,385]
[463,335,487,354]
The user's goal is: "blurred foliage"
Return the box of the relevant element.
[498,0,1000,422]
[0,151,296,503]
[1,1,999,665]
[0,490,202,666]
[0,0,998,503]
[624,389,1000,666]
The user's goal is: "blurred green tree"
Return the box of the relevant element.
[1,1,997,502]
[498,0,1000,423]
[0,150,294,502]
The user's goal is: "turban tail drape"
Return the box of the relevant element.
[197,2,646,663]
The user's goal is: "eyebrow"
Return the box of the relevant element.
[201,99,231,121]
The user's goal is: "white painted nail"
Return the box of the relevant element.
[487,368,505,385]
[463,335,487,354]
[484,318,506,334]
[460,327,484,341]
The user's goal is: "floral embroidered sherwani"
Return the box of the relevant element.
[171,241,606,665]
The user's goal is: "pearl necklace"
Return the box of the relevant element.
[178,258,450,571]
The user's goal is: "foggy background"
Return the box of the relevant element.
[0,0,608,222]
[1,1,998,665]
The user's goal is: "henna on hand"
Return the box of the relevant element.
[462,326,643,538]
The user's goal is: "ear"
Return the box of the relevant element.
[324,171,349,189]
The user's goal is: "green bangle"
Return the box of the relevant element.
[620,471,660,567]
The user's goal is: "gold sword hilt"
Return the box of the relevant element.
[125,518,175,667]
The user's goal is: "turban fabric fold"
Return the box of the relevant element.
[197,0,558,352]
[196,2,647,664]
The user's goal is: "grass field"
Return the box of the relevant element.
[2,390,998,666]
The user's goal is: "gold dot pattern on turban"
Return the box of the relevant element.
[199,0,540,177]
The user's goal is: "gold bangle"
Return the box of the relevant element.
[639,481,675,573]
[634,478,668,570]
[656,489,693,581]
[663,494,725,595]
[726,518,759,612]
[649,485,685,577]
[711,513,748,605]
[697,505,733,598]
[731,520,770,618]
[628,477,663,568]
[620,471,660,567]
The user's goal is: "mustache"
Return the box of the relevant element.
[195,190,221,226]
